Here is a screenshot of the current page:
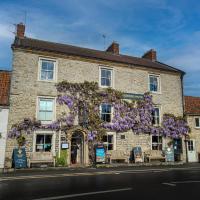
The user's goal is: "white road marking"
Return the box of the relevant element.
[171,180,200,184]
[162,182,176,186]
[162,180,200,186]
[32,188,133,200]
[1,166,200,182]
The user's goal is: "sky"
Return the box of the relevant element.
[0,0,200,96]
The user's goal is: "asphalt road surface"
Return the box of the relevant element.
[1,166,200,200]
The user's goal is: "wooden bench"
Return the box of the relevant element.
[29,152,55,167]
[108,150,129,163]
[145,150,165,162]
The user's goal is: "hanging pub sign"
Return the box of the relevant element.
[12,147,27,169]
[95,144,106,164]
[165,147,174,162]
[123,93,144,100]
[133,146,143,163]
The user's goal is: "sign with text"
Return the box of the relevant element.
[123,93,144,100]
[95,145,106,163]
[12,147,27,169]
[133,146,143,163]
[165,147,174,162]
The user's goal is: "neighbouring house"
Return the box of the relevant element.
[5,23,187,168]
[0,70,10,170]
[184,96,200,162]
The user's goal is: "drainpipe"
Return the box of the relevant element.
[58,121,61,158]
[181,72,188,163]
[184,135,189,163]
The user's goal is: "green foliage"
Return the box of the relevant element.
[56,150,68,167]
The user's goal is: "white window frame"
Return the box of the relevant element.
[38,57,57,82]
[99,66,114,88]
[148,74,161,93]
[100,103,113,123]
[152,106,161,126]
[33,130,56,153]
[151,135,163,151]
[195,117,200,128]
[36,96,56,124]
[103,132,116,151]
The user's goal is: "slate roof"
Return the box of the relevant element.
[0,71,11,106]
[12,37,185,74]
[184,96,200,115]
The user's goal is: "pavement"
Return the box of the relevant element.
[0,163,200,200]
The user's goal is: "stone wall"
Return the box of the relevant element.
[186,115,200,161]
[5,49,184,167]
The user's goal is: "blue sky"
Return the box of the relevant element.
[0,0,200,96]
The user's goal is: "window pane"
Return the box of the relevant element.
[105,79,111,87]
[42,61,48,70]
[108,135,113,143]
[36,135,44,144]
[47,71,53,80]
[47,62,54,71]
[45,101,53,111]
[195,118,200,127]
[45,111,53,121]
[39,111,46,121]
[39,100,47,110]
[101,69,106,77]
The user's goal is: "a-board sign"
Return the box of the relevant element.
[12,147,27,169]
[133,146,143,163]
[165,147,174,162]
[95,145,106,163]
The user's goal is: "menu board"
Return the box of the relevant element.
[95,145,106,163]
[12,147,27,169]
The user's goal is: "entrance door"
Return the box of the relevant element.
[187,140,197,162]
[71,131,84,165]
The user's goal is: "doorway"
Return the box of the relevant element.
[71,131,84,165]
[187,139,197,162]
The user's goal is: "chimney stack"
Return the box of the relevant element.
[16,23,25,38]
[142,49,157,61]
[106,41,119,54]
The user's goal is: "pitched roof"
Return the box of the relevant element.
[184,96,200,115]
[0,71,11,106]
[12,37,185,74]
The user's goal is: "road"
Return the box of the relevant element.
[1,166,200,200]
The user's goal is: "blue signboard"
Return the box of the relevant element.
[95,145,106,163]
[12,147,27,169]
[165,147,174,162]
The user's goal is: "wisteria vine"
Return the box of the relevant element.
[9,81,189,147]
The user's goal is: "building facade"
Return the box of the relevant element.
[5,23,186,168]
[0,71,10,170]
[184,96,200,162]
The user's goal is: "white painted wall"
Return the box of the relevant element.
[0,108,9,169]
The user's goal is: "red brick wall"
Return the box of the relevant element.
[0,72,11,106]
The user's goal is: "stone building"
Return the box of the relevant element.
[5,23,186,168]
[184,96,200,162]
[0,70,10,170]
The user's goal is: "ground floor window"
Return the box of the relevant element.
[36,134,52,152]
[102,133,115,151]
[152,135,162,150]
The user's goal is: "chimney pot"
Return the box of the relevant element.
[142,49,157,61]
[16,23,25,38]
[106,41,119,54]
